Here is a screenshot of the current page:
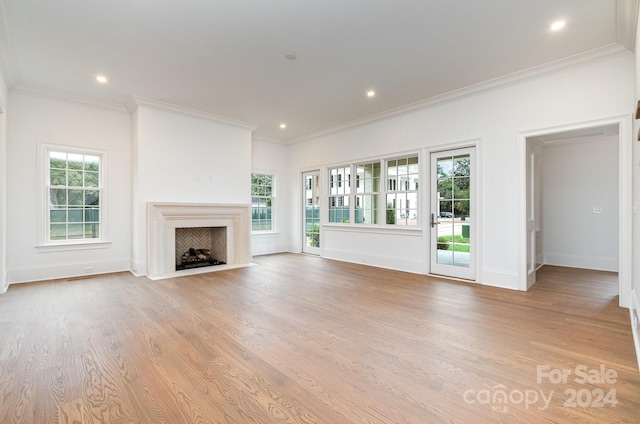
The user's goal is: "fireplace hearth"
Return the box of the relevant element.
[176,248,226,271]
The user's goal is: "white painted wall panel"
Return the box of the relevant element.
[0,70,7,292]
[251,139,292,255]
[288,54,634,289]
[130,104,253,275]
[542,137,619,271]
[6,90,132,283]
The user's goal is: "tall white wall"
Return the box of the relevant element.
[289,53,634,290]
[541,137,619,271]
[6,89,132,283]
[633,5,640,297]
[251,138,292,255]
[0,70,7,293]
[130,103,253,275]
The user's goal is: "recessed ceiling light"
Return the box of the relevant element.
[367,90,376,98]
[280,123,287,129]
[285,52,297,60]
[96,75,108,84]
[550,20,565,31]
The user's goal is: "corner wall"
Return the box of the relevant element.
[289,53,634,290]
[129,101,254,276]
[0,70,7,293]
[5,89,132,283]
[251,138,293,255]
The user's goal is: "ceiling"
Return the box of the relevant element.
[0,0,636,142]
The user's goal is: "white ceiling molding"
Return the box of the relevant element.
[617,0,640,50]
[251,135,289,145]
[127,95,257,131]
[12,83,128,112]
[292,43,631,145]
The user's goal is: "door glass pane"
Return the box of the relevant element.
[305,174,320,248]
[436,153,471,269]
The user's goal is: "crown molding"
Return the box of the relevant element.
[292,43,631,145]
[12,83,128,112]
[128,95,257,131]
[251,135,288,145]
[616,0,640,51]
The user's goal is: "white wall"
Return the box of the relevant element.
[251,138,292,255]
[542,136,619,271]
[0,70,7,293]
[289,53,634,290]
[633,4,640,297]
[130,102,253,275]
[6,89,132,283]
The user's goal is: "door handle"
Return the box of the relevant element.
[431,213,439,228]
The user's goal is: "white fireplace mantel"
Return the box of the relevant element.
[147,202,252,279]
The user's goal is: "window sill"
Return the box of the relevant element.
[36,240,112,252]
[322,224,423,235]
[251,231,280,237]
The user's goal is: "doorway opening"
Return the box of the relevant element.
[520,117,631,308]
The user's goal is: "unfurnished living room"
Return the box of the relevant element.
[0,1,639,423]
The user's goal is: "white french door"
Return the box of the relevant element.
[430,147,475,280]
[302,171,320,254]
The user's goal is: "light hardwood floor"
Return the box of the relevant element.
[0,253,638,423]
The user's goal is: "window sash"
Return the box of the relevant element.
[46,149,103,242]
[251,173,275,232]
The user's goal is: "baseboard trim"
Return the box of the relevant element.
[7,258,130,284]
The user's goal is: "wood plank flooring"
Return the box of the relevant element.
[0,253,638,423]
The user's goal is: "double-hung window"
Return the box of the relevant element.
[251,173,274,232]
[386,155,419,225]
[328,166,350,223]
[355,161,380,224]
[46,148,103,242]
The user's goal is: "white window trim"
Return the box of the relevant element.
[36,142,110,250]
[251,171,276,233]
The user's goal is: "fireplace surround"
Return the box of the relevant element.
[147,202,251,279]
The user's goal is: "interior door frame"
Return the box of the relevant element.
[426,140,482,281]
[517,115,632,307]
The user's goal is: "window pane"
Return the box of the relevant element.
[50,209,66,223]
[85,208,99,222]
[68,170,83,186]
[438,177,452,200]
[68,208,83,222]
[68,154,83,170]
[84,155,100,172]
[68,189,83,206]
[50,224,67,240]
[50,151,66,169]
[67,224,84,239]
[85,171,99,187]
[50,189,67,206]
[85,190,99,206]
[50,169,66,185]
[84,223,99,239]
